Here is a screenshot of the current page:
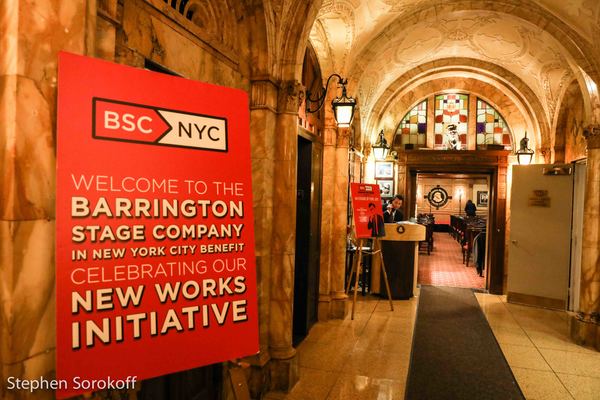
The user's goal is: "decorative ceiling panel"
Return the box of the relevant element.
[309,2,587,129]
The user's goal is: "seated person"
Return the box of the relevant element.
[384,194,404,223]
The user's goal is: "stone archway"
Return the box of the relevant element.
[365,58,550,153]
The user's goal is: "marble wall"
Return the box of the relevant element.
[571,128,600,351]
[318,88,351,321]
[554,80,588,163]
[0,0,327,398]
[1,1,90,399]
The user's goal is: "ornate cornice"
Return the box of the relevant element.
[583,125,600,149]
[250,80,279,111]
[277,81,304,114]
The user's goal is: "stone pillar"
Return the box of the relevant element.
[317,92,349,321]
[246,79,278,393]
[0,1,89,399]
[329,129,351,318]
[318,123,338,319]
[571,125,600,351]
[268,81,302,391]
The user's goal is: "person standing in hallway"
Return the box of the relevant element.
[465,199,477,217]
[384,194,404,222]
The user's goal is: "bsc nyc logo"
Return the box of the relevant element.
[91,98,228,152]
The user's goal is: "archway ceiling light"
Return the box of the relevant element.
[309,2,598,135]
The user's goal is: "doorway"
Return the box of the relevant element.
[414,172,491,290]
[293,134,322,345]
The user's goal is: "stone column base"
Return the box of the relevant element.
[318,293,348,321]
[243,351,271,399]
[318,294,332,322]
[570,315,600,351]
[269,354,299,393]
[330,292,348,319]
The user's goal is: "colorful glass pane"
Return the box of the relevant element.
[434,94,469,149]
[397,100,427,147]
[476,99,512,149]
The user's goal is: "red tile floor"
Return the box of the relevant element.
[418,232,486,289]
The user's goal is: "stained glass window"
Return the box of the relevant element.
[396,100,427,147]
[476,99,512,149]
[434,94,468,149]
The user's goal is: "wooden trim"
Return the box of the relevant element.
[400,149,508,294]
[507,291,566,310]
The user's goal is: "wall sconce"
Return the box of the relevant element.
[457,187,464,215]
[372,130,390,160]
[306,74,356,128]
[516,131,534,165]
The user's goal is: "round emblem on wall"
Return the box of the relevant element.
[427,185,451,209]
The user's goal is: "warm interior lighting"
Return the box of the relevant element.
[516,131,534,165]
[372,130,390,160]
[306,74,356,128]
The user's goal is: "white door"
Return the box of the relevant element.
[507,165,574,309]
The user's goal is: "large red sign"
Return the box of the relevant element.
[350,183,386,239]
[56,53,258,398]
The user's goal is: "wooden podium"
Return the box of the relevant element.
[377,222,426,299]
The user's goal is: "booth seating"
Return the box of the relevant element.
[450,215,487,266]
[463,224,486,266]
[417,214,435,255]
[473,232,486,276]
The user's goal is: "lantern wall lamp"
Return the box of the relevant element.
[516,131,535,165]
[305,74,357,128]
[372,129,390,160]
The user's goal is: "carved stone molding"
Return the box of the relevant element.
[539,147,552,163]
[277,81,304,114]
[362,144,372,159]
[336,127,351,147]
[250,79,278,111]
[583,124,600,149]
[577,311,600,324]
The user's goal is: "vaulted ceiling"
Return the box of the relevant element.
[308,0,600,149]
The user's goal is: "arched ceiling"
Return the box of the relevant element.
[308,0,600,149]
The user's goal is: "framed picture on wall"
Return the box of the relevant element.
[477,191,489,207]
[377,179,394,198]
[375,161,394,178]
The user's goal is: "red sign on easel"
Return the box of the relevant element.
[56,53,258,398]
[350,183,386,239]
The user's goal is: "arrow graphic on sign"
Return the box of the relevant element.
[92,98,228,152]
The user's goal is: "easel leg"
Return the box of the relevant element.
[345,249,358,295]
[351,240,363,320]
[378,239,394,312]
